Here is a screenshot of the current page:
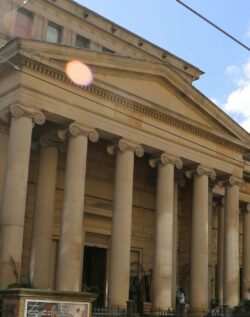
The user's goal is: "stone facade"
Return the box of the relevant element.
[0,1,250,316]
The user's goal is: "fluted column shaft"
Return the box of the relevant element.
[188,165,216,315]
[56,123,99,291]
[30,137,60,289]
[171,181,179,309]
[107,139,144,307]
[208,186,214,303]
[223,176,240,307]
[0,104,45,289]
[0,129,9,209]
[243,204,250,300]
[150,153,182,310]
[216,200,224,305]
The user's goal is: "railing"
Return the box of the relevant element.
[92,307,128,317]
[159,309,177,317]
[92,306,180,317]
[203,306,232,317]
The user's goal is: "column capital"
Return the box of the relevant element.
[149,152,183,169]
[240,202,250,213]
[185,164,216,180]
[40,131,67,153]
[10,104,45,125]
[58,122,99,143]
[213,196,225,208]
[107,138,144,157]
[228,175,244,187]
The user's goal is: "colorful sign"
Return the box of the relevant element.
[24,300,90,317]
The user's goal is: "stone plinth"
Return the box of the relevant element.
[0,288,96,317]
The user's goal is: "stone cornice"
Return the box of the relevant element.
[17,57,247,153]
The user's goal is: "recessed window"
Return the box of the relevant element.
[13,8,33,38]
[46,22,61,43]
[102,47,115,54]
[76,35,90,49]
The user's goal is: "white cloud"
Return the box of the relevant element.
[223,58,250,133]
[243,58,250,79]
[241,117,250,133]
[246,23,250,38]
[225,65,239,75]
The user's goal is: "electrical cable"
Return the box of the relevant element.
[176,0,250,51]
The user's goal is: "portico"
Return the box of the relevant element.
[0,37,250,317]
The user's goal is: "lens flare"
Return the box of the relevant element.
[65,60,93,86]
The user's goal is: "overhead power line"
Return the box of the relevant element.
[176,0,250,51]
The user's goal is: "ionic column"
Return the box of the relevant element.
[208,184,214,304]
[150,153,183,310]
[0,104,45,289]
[107,139,144,307]
[242,204,250,300]
[171,181,179,309]
[223,176,241,307]
[30,133,65,289]
[216,199,224,305]
[0,124,9,209]
[186,165,216,316]
[56,123,99,291]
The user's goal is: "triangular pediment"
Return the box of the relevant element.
[1,39,249,149]
[94,70,224,132]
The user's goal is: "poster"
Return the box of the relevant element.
[24,300,90,317]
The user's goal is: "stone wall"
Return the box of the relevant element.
[20,139,156,285]
[177,182,192,301]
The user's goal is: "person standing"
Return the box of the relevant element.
[176,288,186,317]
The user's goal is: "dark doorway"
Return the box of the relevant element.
[83,246,107,307]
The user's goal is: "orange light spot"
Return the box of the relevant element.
[65,60,93,86]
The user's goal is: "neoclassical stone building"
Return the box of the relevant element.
[0,0,250,316]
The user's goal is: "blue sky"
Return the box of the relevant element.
[77,0,250,132]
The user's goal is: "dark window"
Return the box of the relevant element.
[102,46,114,54]
[76,35,90,49]
[46,22,61,43]
[14,8,33,38]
